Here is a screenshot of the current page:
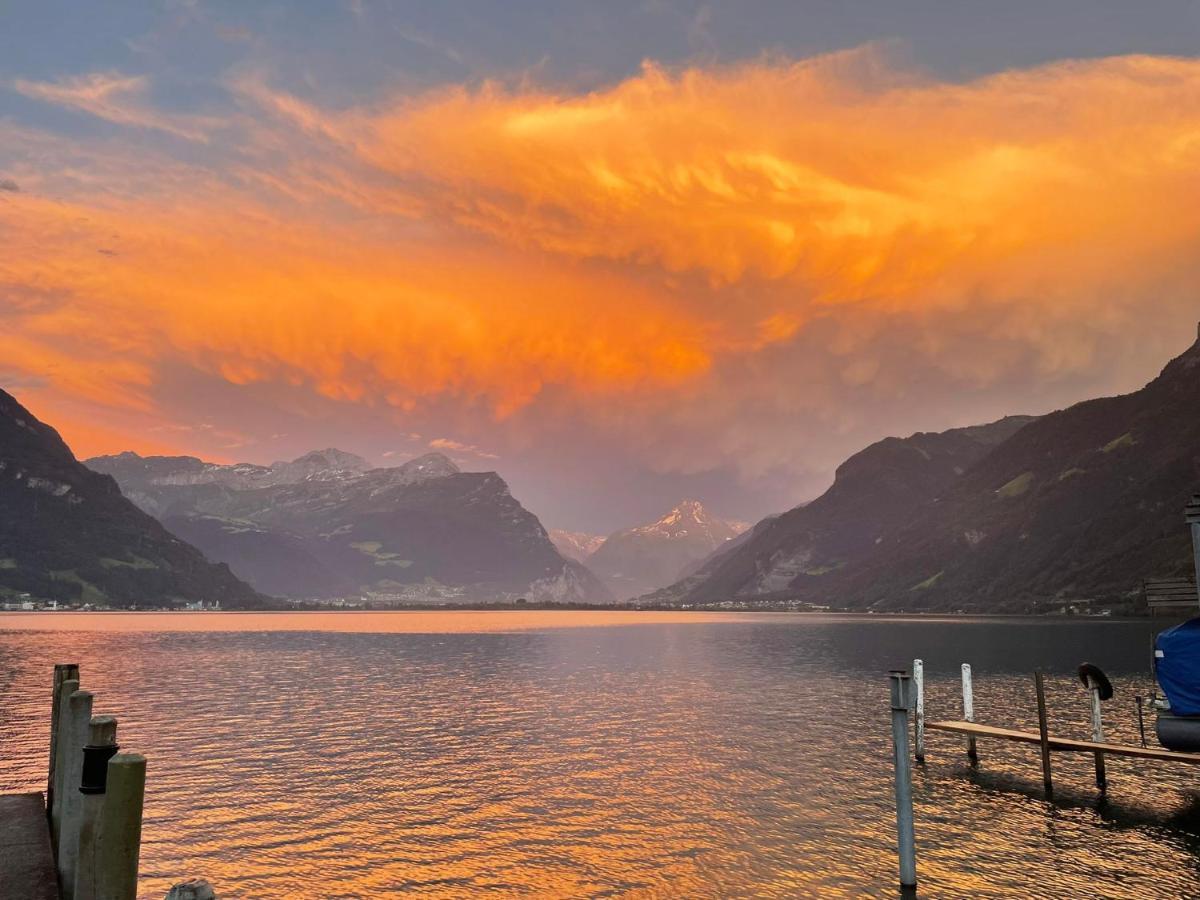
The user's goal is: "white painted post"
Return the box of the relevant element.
[50,676,80,850]
[1087,676,1107,790]
[912,659,925,762]
[74,715,118,900]
[58,689,94,900]
[961,663,977,761]
[95,753,146,900]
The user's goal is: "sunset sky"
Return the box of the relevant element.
[3,2,1200,532]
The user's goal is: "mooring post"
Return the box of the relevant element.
[961,663,977,762]
[912,659,925,762]
[1187,495,1200,607]
[888,670,917,889]
[95,753,146,900]
[1034,671,1053,797]
[1086,676,1107,790]
[50,676,80,851]
[59,689,95,900]
[74,715,119,900]
[47,663,80,820]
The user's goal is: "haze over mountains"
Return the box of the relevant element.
[548,530,606,563]
[4,328,1199,613]
[651,329,1200,612]
[586,500,747,600]
[0,389,265,608]
[88,449,612,605]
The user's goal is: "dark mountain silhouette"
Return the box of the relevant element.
[0,389,267,607]
[653,328,1200,612]
[648,415,1032,607]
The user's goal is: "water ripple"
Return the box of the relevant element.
[0,611,1195,898]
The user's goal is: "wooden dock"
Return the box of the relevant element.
[890,660,1200,891]
[927,719,1200,765]
[1,664,150,900]
[0,793,59,900]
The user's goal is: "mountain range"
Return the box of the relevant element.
[87,449,612,605]
[548,529,606,563]
[586,500,747,600]
[0,389,266,608]
[650,328,1200,612]
[7,327,1199,614]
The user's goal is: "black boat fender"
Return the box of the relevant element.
[1078,662,1113,700]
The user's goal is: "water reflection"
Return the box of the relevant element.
[0,612,1195,898]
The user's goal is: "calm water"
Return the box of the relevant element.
[1,611,1195,898]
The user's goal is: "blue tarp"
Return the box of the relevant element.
[1156,617,1200,716]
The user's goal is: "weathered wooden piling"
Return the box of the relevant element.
[59,688,94,899]
[1034,672,1053,797]
[5,665,163,898]
[47,663,79,820]
[50,676,80,851]
[888,670,917,889]
[1186,495,1200,604]
[95,753,146,900]
[912,659,925,762]
[962,663,977,762]
[74,715,118,900]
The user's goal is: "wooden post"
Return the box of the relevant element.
[95,753,146,900]
[913,659,925,762]
[50,676,80,851]
[1035,671,1053,797]
[1086,676,1107,790]
[1186,495,1200,606]
[58,689,94,900]
[74,716,118,900]
[961,663,977,762]
[888,671,917,889]
[47,663,80,820]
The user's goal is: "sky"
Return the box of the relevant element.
[2,2,1200,534]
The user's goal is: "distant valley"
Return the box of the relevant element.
[5,330,1200,615]
[574,501,748,601]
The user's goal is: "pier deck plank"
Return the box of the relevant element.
[927,719,1200,764]
[0,792,59,900]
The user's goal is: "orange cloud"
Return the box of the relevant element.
[4,48,1200,477]
[350,50,1200,317]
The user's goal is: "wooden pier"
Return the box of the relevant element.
[0,664,146,900]
[925,719,1200,765]
[887,659,1200,891]
[0,793,59,900]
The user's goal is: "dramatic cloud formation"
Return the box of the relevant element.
[3,45,1199,527]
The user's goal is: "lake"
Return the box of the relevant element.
[0,611,1195,898]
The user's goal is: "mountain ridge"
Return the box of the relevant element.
[588,499,746,600]
[652,328,1200,611]
[88,448,612,605]
[0,389,268,607]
